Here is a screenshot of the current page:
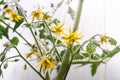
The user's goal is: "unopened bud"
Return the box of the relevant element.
[14,59,19,62]
[4,5,8,9]
[0,54,5,62]
[93,41,100,46]
[103,49,109,54]
[3,42,10,47]
[23,64,27,70]
[25,23,31,27]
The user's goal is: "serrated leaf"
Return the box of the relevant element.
[106,45,120,58]
[37,23,45,28]
[39,29,45,38]
[10,37,19,45]
[86,43,96,54]
[108,38,117,46]
[74,53,85,60]
[82,53,89,57]
[72,45,79,52]
[91,63,100,76]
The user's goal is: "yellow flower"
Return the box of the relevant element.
[100,33,108,44]
[3,7,12,14]
[31,9,41,19]
[41,13,50,21]
[25,49,38,58]
[9,11,23,22]
[62,28,83,45]
[51,22,64,37]
[38,57,56,71]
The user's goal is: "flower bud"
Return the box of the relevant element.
[93,41,100,46]
[4,5,8,9]
[3,42,10,47]
[23,64,27,70]
[0,53,5,62]
[14,59,19,62]
[103,49,109,54]
[25,23,31,27]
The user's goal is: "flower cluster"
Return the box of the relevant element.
[4,7,23,22]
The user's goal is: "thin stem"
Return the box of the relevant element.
[54,47,71,80]
[0,19,32,46]
[44,21,62,62]
[0,55,20,67]
[73,0,84,32]
[52,0,64,17]
[14,46,46,80]
[72,59,103,64]
[29,28,43,56]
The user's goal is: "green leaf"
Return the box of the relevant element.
[0,25,5,31]
[74,53,85,60]
[93,54,100,60]
[4,27,9,39]
[108,38,117,46]
[106,45,120,58]
[0,0,6,4]
[0,25,9,39]
[10,37,19,45]
[39,29,45,38]
[46,71,50,80]
[91,63,100,76]
[72,45,79,52]
[86,43,96,54]
[0,32,2,39]
[60,50,66,58]
[37,23,45,28]
[14,20,24,31]
[82,53,89,57]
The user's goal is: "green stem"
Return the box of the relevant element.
[72,59,103,64]
[0,19,32,46]
[73,0,84,32]
[44,21,62,62]
[0,55,20,67]
[29,28,43,56]
[54,47,71,80]
[14,46,46,80]
[63,48,74,80]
